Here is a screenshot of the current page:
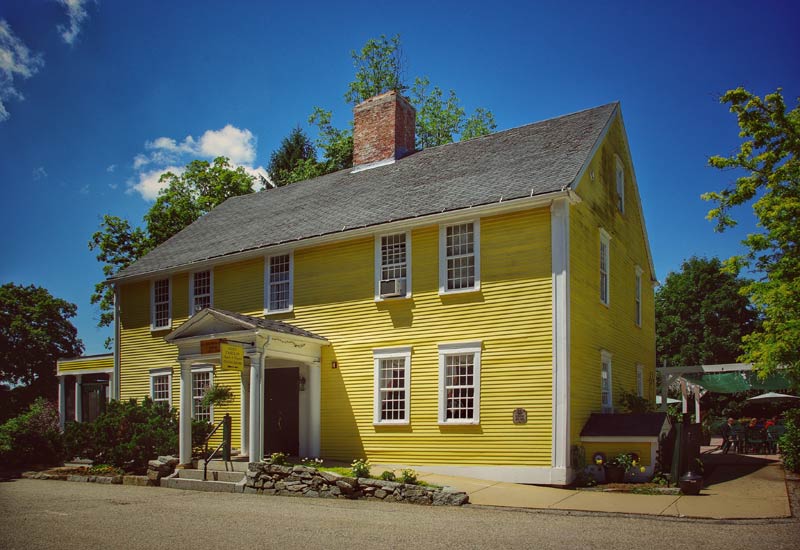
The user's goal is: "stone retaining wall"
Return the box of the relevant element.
[245,463,469,506]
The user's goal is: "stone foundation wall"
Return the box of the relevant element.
[245,463,469,506]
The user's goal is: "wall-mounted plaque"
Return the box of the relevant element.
[513,408,527,424]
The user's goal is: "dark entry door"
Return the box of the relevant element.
[264,367,299,456]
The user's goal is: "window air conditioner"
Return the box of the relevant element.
[380,279,406,298]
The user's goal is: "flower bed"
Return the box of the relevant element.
[245,462,469,506]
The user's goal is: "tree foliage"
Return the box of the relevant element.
[267,127,320,187]
[344,34,406,105]
[0,398,64,468]
[0,283,84,393]
[655,256,758,367]
[274,34,496,183]
[90,157,256,341]
[702,88,800,382]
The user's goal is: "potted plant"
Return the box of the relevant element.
[604,453,644,483]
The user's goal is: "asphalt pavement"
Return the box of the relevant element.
[1,479,797,550]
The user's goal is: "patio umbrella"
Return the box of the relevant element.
[746,392,800,404]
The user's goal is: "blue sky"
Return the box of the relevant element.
[1,0,798,354]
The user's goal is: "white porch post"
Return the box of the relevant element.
[248,353,263,462]
[179,361,193,465]
[74,375,83,422]
[308,360,321,458]
[240,368,250,457]
[58,376,66,430]
[107,373,113,402]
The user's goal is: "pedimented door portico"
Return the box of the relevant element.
[164,308,328,465]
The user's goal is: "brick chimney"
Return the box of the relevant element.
[352,90,416,168]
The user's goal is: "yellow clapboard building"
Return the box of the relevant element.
[58,92,656,485]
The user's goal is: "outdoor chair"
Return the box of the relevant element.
[730,425,746,453]
[745,428,767,454]
[766,425,786,454]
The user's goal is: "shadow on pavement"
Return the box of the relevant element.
[701,452,778,486]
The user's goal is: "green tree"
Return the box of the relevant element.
[656,256,758,367]
[282,34,496,180]
[344,34,406,105]
[267,127,321,186]
[90,157,256,342]
[702,88,800,383]
[0,284,84,419]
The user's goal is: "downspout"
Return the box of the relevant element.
[113,284,121,400]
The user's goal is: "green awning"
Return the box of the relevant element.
[682,371,791,393]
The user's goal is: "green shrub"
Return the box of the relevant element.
[379,470,396,481]
[399,468,418,484]
[779,408,800,473]
[0,398,64,468]
[350,458,370,478]
[63,398,178,473]
[619,390,653,413]
[269,452,288,465]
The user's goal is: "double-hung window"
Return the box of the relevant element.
[634,266,643,327]
[373,347,411,424]
[599,229,610,306]
[439,221,480,293]
[150,369,172,407]
[601,351,613,413]
[615,156,625,213]
[192,368,213,422]
[375,233,410,299]
[151,278,171,330]
[265,253,293,313]
[438,342,481,424]
[190,270,213,314]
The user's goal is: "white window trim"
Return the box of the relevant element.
[636,364,644,398]
[438,341,482,425]
[601,350,613,413]
[191,365,214,423]
[615,155,625,214]
[372,346,412,425]
[635,265,643,327]
[599,228,611,307]
[149,368,173,407]
[438,219,481,295]
[264,251,294,314]
[374,232,412,301]
[189,269,214,315]
[150,277,172,331]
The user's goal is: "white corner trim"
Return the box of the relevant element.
[438,219,480,294]
[373,346,412,425]
[550,198,570,471]
[374,231,412,301]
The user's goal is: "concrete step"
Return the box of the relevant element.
[178,469,245,483]
[203,459,251,473]
[161,477,242,493]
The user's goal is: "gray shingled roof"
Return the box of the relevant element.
[580,412,669,438]
[114,102,617,280]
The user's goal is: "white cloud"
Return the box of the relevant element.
[32,166,48,180]
[79,183,90,194]
[56,0,92,46]
[128,165,184,201]
[0,20,44,122]
[108,182,118,190]
[129,124,261,199]
[106,163,116,172]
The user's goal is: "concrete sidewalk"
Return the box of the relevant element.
[375,453,792,520]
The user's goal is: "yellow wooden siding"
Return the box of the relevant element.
[569,115,657,445]
[581,441,653,466]
[118,208,554,465]
[119,273,243,448]
[57,355,113,373]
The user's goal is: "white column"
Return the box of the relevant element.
[308,360,321,458]
[179,361,193,465]
[550,197,570,475]
[248,353,263,462]
[74,375,83,423]
[58,376,66,431]
[240,367,250,456]
[107,373,113,402]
